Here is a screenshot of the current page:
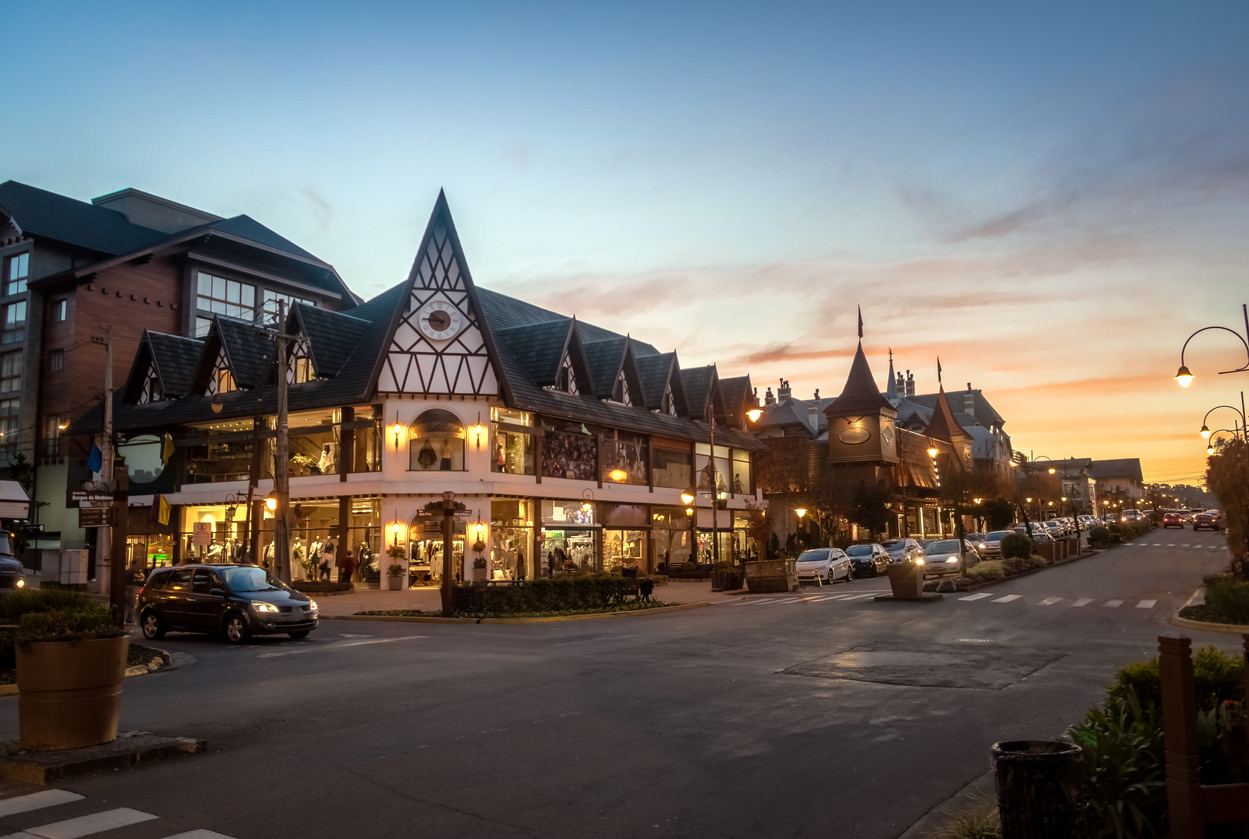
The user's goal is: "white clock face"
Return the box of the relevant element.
[416,299,464,341]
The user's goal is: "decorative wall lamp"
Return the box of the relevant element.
[471,413,487,451]
[581,489,595,514]
[1174,304,1249,387]
[265,491,278,513]
[391,522,401,547]
[392,413,404,452]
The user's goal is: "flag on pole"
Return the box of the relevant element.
[87,443,103,474]
[937,357,943,385]
[857,306,863,339]
[158,495,171,526]
[160,433,175,464]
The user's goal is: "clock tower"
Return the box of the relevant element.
[824,340,899,465]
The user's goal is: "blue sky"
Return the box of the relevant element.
[6,1,1249,485]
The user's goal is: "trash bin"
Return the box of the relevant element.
[990,740,1087,839]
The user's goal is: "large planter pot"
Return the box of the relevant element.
[745,559,796,593]
[885,562,924,598]
[16,636,129,751]
[387,575,402,590]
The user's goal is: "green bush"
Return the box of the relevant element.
[452,574,643,616]
[16,603,125,644]
[965,560,1005,581]
[1087,525,1113,546]
[1204,575,1249,624]
[0,588,109,667]
[999,533,1032,560]
[1024,554,1047,569]
[1107,645,1245,712]
[1065,690,1167,839]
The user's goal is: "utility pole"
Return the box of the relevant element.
[271,302,293,582]
[90,327,127,611]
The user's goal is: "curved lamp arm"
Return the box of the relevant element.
[1175,305,1249,385]
[1199,404,1247,438]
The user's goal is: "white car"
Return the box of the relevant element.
[794,548,853,585]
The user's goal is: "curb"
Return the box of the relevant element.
[896,769,996,838]
[320,601,711,625]
[1171,587,1249,635]
[0,647,173,697]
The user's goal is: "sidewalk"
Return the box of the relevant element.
[313,579,742,617]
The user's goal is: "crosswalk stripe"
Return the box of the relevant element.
[1137,600,1157,609]
[0,791,84,819]
[1167,544,1176,547]
[1152,543,1161,546]
[809,595,843,602]
[1104,599,1124,608]
[1125,543,1135,546]
[992,595,1022,603]
[2,807,158,839]
[960,593,993,601]
[159,831,238,839]
[841,593,880,601]
[1072,598,1093,607]
[1038,597,1062,606]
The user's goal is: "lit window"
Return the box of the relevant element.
[408,409,465,471]
[48,349,63,373]
[4,253,28,296]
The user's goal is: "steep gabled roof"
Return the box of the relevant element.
[718,375,753,427]
[0,180,168,256]
[923,387,966,444]
[210,215,321,262]
[123,331,205,402]
[497,319,576,387]
[681,365,717,422]
[826,343,895,416]
[1091,458,1144,483]
[636,352,677,412]
[583,336,628,399]
[292,304,370,379]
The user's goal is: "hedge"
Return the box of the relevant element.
[452,574,646,615]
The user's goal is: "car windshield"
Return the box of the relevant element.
[881,541,907,551]
[985,531,1013,540]
[796,549,830,562]
[219,566,288,593]
[845,545,875,557]
[928,540,961,553]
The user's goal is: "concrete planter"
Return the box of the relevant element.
[387,575,402,590]
[745,559,796,593]
[885,562,924,598]
[17,636,129,751]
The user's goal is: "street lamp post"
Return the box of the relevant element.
[683,414,733,590]
[1174,304,1249,387]
[1199,395,1247,442]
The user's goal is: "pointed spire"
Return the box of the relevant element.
[857,305,864,340]
[827,342,896,416]
[923,384,966,445]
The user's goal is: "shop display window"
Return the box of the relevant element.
[601,430,647,485]
[493,426,534,475]
[490,498,532,582]
[541,499,595,525]
[540,428,597,481]
[539,528,596,576]
[184,438,255,484]
[695,443,731,495]
[731,449,753,495]
[350,407,383,473]
[409,409,465,472]
[603,529,646,574]
[288,408,340,477]
[652,445,692,489]
[652,506,692,571]
[407,515,467,585]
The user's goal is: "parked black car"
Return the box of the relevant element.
[844,543,890,577]
[137,564,318,644]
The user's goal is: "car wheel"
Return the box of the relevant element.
[288,630,311,639]
[140,610,165,640]
[223,612,251,645]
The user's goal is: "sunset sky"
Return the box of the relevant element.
[5,2,1248,486]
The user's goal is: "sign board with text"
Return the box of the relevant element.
[192,521,213,547]
[70,491,115,503]
[78,507,115,528]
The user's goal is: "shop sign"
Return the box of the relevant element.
[192,521,213,547]
[78,506,114,528]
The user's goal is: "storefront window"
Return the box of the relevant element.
[491,498,533,580]
[493,427,534,475]
[407,514,466,585]
[541,499,595,525]
[731,449,753,495]
[540,528,596,576]
[652,442,692,489]
[601,430,648,485]
[540,426,597,481]
[350,407,383,473]
[652,506,692,571]
[409,409,465,472]
[695,443,731,494]
[289,408,340,477]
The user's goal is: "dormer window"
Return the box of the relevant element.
[139,364,161,404]
[612,369,632,406]
[661,383,677,416]
[555,354,579,394]
[288,339,314,384]
[206,348,235,396]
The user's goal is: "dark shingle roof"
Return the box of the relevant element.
[475,287,659,355]
[583,337,627,398]
[148,332,204,398]
[718,375,752,424]
[217,319,277,390]
[210,215,322,263]
[923,388,966,443]
[681,367,716,419]
[827,342,895,415]
[497,320,572,387]
[636,353,675,411]
[295,305,369,378]
[1091,458,1144,483]
[0,180,168,256]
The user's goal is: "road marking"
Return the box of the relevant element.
[755,598,801,605]
[2,807,158,839]
[1125,543,1135,546]
[1167,544,1176,547]
[1104,599,1124,608]
[992,595,1022,603]
[809,595,843,602]
[1137,600,1157,609]
[841,592,882,601]
[1038,597,1062,606]
[339,634,374,638]
[333,636,425,648]
[160,832,238,839]
[1181,544,1190,548]
[1072,598,1093,607]
[0,791,84,819]
[960,593,993,601]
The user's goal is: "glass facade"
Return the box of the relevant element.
[4,253,27,296]
[541,427,597,481]
[490,498,533,580]
[651,507,693,572]
[601,430,647,485]
[652,443,692,489]
[2,300,25,344]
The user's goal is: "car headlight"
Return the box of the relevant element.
[307,599,318,611]
[251,601,279,613]
[946,556,959,563]
[15,578,23,588]
[915,558,925,565]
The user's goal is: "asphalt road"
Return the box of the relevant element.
[0,530,1240,839]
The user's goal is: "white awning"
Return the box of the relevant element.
[0,480,29,520]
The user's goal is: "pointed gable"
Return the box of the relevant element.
[828,343,896,416]
[922,387,966,445]
[125,331,204,403]
[718,375,753,428]
[374,191,503,398]
[189,317,275,396]
[583,336,628,399]
[636,352,686,417]
[292,304,369,379]
[681,365,719,423]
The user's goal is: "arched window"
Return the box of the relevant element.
[409,409,465,471]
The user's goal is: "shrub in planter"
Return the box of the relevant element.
[965,560,1005,581]
[16,602,129,751]
[1107,645,1244,712]
[999,533,1033,560]
[0,588,97,668]
[1087,524,1112,546]
[1024,554,1047,569]
[1204,575,1249,624]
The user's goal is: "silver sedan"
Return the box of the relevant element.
[794,548,853,585]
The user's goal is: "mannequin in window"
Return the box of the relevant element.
[417,440,437,470]
[318,442,338,474]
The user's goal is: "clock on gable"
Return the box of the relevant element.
[416,299,464,341]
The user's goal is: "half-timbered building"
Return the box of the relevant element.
[74,193,765,586]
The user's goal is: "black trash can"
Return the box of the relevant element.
[990,740,1087,839]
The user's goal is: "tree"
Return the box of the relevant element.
[741,500,772,561]
[1205,437,1249,580]
[983,498,1016,530]
[848,480,892,539]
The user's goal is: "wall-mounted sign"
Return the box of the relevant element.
[192,521,213,547]
[838,425,871,445]
[70,491,115,503]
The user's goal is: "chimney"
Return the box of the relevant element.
[814,388,820,400]
[808,403,819,433]
[896,371,904,397]
[778,378,791,401]
[764,387,775,406]
[964,383,975,415]
[905,371,915,398]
